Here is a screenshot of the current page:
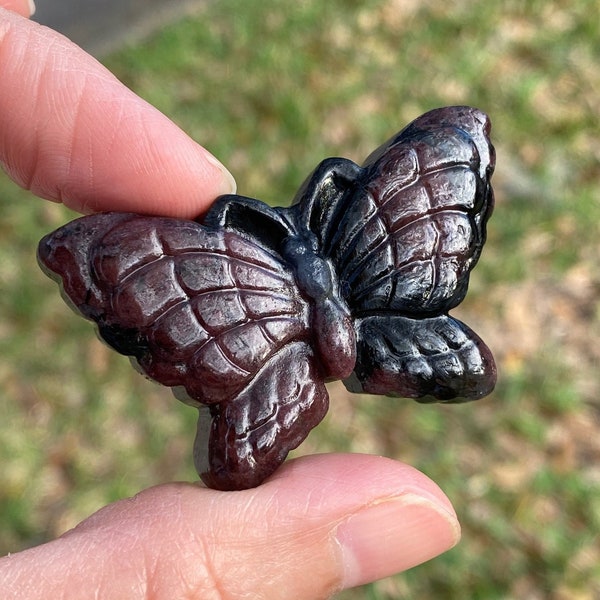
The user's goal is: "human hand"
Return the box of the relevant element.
[0,5,460,598]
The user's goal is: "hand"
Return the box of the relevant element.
[0,5,460,598]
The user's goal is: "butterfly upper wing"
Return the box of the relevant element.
[338,107,494,315]
[38,212,310,405]
[295,106,496,400]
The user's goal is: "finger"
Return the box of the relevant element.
[0,0,34,17]
[0,9,236,218]
[0,454,460,599]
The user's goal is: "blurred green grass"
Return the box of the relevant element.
[1,0,599,597]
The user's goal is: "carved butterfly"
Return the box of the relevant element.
[38,106,496,490]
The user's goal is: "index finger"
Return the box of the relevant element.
[0,8,236,218]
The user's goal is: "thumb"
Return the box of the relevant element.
[0,454,460,599]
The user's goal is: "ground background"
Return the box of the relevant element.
[1,1,599,598]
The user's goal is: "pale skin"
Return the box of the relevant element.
[0,3,461,598]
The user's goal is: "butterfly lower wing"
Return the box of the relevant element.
[195,342,329,490]
[346,315,496,401]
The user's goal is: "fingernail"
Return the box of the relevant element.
[28,0,36,16]
[336,493,461,589]
[204,151,237,196]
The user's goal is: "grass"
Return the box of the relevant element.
[1,0,599,597]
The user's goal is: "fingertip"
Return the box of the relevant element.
[204,149,237,196]
[265,454,461,591]
[335,492,461,589]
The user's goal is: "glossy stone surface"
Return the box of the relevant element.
[38,106,497,490]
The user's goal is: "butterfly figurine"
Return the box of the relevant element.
[38,106,497,491]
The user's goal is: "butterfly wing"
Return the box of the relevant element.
[195,341,328,490]
[335,106,494,314]
[38,212,310,404]
[346,314,496,401]
[295,106,496,400]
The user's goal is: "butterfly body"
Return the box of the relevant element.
[39,106,496,490]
